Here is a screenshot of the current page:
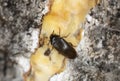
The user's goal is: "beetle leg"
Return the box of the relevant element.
[47,40,50,46]
[55,57,66,74]
[58,27,69,38]
[61,57,66,68]
[48,55,51,61]
[62,33,70,38]
[69,42,77,47]
[60,58,66,71]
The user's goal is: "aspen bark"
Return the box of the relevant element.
[0,0,45,81]
[0,0,120,81]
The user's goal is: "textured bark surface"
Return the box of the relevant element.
[0,0,46,81]
[50,0,120,81]
[0,0,120,81]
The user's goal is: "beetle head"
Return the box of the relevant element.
[50,30,60,45]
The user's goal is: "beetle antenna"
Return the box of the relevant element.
[62,33,70,38]
[52,30,54,35]
[47,40,50,46]
[59,27,61,36]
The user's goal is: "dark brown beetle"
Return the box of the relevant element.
[50,32,77,59]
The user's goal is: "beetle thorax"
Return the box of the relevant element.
[50,34,59,45]
[51,37,56,45]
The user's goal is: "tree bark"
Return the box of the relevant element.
[0,0,45,81]
[0,0,120,81]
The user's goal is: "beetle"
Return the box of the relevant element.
[49,31,77,59]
